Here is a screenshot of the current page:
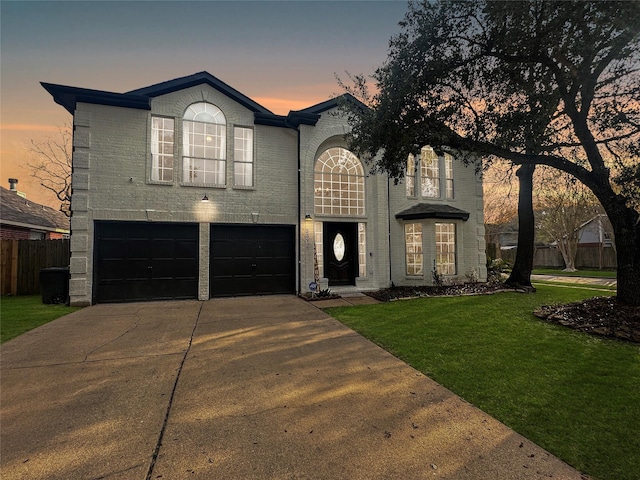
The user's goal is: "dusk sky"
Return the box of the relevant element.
[1,0,408,207]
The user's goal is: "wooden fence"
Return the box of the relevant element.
[500,245,617,270]
[1,239,71,295]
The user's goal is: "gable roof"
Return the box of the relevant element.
[42,71,273,115]
[126,71,273,114]
[253,93,366,129]
[395,203,470,221]
[41,73,365,131]
[298,93,367,115]
[0,187,70,233]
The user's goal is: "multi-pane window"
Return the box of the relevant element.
[151,117,174,182]
[358,222,367,278]
[420,146,440,198]
[234,127,253,187]
[406,154,416,197]
[314,147,365,216]
[314,222,324,278]
[444,153,454,199]
[408,146,455,199]
[182,102,226,185]
[436,222,456,275]
[405,223,423,276]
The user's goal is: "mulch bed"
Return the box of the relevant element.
[364,283,513,302]
[534,297,640,343]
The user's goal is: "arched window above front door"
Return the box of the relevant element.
[314,147,365,216]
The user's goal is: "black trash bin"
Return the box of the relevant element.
[40,267,70,304]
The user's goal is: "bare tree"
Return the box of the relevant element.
[27,124,72,217]
[536,168,601,271]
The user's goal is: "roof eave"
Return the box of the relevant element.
[41,82,150,114]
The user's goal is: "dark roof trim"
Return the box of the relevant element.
[126,71,273,114]
[41,83,150,115]
[395,203,470,221]
[299,93,367,115]
[254,111,320,129]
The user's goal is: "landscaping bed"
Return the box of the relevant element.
[364,283,515,302]
[535,296,640,343]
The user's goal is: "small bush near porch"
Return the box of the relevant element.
[326,285,639,480]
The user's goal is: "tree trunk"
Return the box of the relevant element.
[505,164,536,290]
[608,207,640,306]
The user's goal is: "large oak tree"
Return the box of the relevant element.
[341,0,640,305]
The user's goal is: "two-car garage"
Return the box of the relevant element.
[93,221,296,303]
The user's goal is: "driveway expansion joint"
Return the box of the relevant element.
[144,302,203,480]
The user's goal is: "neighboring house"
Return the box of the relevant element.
[42,71,486,306]
[575,214,614,248]
[0,180,70,240]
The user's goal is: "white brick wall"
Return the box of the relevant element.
[67,83,486,305]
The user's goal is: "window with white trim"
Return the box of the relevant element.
[406,154,416,197]
[420,146,440,198]
[314,221,324,278]
[314,147,365,216]
[234,127,253,187]
[151,117,174,182]
[405,223,423,276]
[444,153,454,199]
[436,222,456,275]
[358,222,367,278]
[182,102,226,185]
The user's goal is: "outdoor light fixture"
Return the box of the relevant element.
[305,214,312,221]
[201,194,209,202]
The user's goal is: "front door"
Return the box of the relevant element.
[323,222,358,286]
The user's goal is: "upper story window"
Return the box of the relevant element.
[406,154,416,197]
[182,102,226,185]
[314,147,365,216]
[234,127,254,187]
[406,146,455,200]
[420,146,440,198]
[151,117,174,182]
[444,153,454,199]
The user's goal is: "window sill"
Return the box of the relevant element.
[233,185,255,191]
[148,180,174,186]
[180,182,227,189]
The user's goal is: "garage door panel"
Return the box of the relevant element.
[210,225,295,297]
[95,222,198,304]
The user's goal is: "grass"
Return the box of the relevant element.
[326,285,639,480]
[532,268,617,278]
[1,295,81,343]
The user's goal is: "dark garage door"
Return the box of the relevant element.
[94,221,198,303]
[210,225,295,297]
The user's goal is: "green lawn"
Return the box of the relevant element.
[532,268,617,278]
[1,295,81,343]
[326,285,639,480]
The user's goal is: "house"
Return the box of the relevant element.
[42,72,486,306]
[0,179,70,239]
[575,214,614,248]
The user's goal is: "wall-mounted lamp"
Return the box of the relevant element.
[305,214,312,221]
[201,194,209,202]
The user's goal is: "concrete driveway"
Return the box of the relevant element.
[1,296,586,479]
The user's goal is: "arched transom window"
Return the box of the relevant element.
[314,147,365,216]
[182,102,226,185]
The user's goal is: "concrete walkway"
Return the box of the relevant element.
[531,274,617,288]
[1,296,586,479]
